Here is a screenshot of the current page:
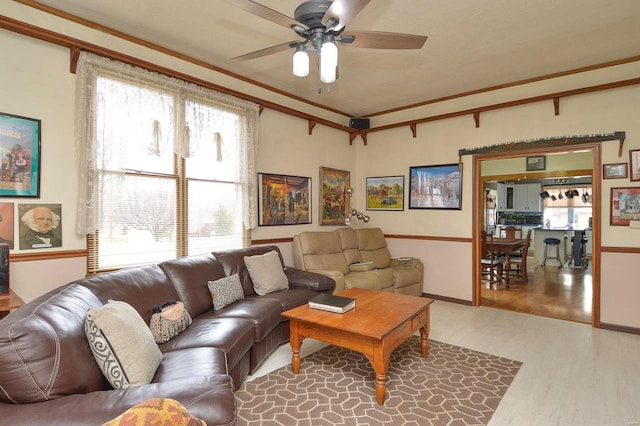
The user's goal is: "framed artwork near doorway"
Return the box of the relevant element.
[629,149,640,181]
[610,187,640,226]
[409,163,462,210]
[603,163,628,179]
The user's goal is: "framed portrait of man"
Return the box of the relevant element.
[18,203,62,249]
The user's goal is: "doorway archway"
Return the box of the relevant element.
[472,143,602,327]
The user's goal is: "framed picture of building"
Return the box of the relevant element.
[610,187,640,226]
[366,176,404,210]
[603,163,628,179]
[319,167,350,225]
[0,112,41,197]
[409,163,462,210]
[258,173,311,226]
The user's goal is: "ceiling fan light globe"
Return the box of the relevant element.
[320,40,338,83]
[292,49,309,77]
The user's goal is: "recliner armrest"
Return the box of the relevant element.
[284,267,336,292]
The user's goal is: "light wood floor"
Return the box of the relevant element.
[481,255,592,323]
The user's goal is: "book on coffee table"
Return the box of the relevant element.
[308,293,356,313]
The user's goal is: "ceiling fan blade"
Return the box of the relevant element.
[226,0,308,31]
[232,41,296,62]
[321,0,371,31]
[340,31,428,49]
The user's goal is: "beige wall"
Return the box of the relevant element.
[2,3,639,329]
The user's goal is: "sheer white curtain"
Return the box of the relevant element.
[74,52,259,237]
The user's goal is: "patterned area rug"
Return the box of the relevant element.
[235,336,522,425]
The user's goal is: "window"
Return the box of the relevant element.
[76,53,258,273]
[543,186,592,229]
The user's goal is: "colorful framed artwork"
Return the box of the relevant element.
[18,203,62,249]
[258,173,311,226]
[319,167,350,226]
[603,163,628,180]
[0,203,14,250]
[526,155,546,171]
[629,150,640,182]
[0,112,41,197]
[610,187,640,226]
[366,176,404,211]
[409,163,462,210]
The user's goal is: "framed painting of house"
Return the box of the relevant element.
[366,176,404,210]
[319,167,349,225]
[610,187,640,226]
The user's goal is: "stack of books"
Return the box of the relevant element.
[308,293,356,313]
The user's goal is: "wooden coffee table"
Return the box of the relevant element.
[282,287,434,405]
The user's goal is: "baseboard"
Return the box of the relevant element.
[422,293,473,306]
[600,322,640,335]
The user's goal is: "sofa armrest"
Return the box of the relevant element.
[284,267,335,293]
[391,257,422,267]
[0,376,235,426]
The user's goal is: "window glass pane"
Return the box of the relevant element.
[96,75,175,174]
[543,207,569,228]
[98,173,176,268]
[188,180,243,255]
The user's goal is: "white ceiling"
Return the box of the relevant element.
[24,0,640,118]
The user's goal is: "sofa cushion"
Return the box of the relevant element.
[208,298,284,343]
[158,316,254,373]
[244,250,289,296]
[208,273,245,310]
[153,347,229,382]
[356,228,392,268]
[214,246,284,296]
[336,227,362,265]
[391,265,423,288]
[0,284,107,404]
[159,254,226,318]
[85,300,163,389]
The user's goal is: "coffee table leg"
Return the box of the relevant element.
[420,325,430,358]
[290,321,302,374]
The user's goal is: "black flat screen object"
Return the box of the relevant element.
[349,118,370,130]
[0,244,8,295]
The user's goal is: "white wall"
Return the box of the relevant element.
[2,3,639,330]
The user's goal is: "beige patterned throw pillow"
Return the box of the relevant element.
[208,273,245,310]
[85,300,162,389]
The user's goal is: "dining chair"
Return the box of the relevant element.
[481,230,507,289]
[501,225,523,239]
[507,229,532,282]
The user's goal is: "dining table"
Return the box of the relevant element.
[491,237,527,286]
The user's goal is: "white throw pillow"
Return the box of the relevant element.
[244,250,289,296]
[85,300,162,389]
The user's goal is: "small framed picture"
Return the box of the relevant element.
[366,176,404,211]
[629,150,640,182]
[526,155,546,171]
[603,163,628,179]
[319,167,350,226]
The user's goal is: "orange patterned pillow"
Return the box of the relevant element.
[102,398,206,426]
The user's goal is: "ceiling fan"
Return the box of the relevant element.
[227,0,428,84]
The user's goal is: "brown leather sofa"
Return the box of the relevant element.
[0,245,334,425]
[293,227,423,296]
